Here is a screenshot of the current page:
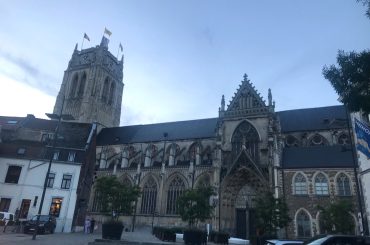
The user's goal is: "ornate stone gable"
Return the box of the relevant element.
[219,74,271,118]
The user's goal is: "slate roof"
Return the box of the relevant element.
[282,145,355,169]
[277,105,347,133]
[97,118,218,145]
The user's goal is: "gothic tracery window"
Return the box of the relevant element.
[314,173,329,195]
[338,133,350,146]
[286,135,299,147]
[77,73,86,97]
[309,134,327,146]
[140,177,157,214]
[231,121,259,161]
[166,176,185,214]
[101,77,109,103]
[336,173,351,196]
[294,173,307,195]
[108,82,115,105]
[296,210,311,238]
[69,74,79,98]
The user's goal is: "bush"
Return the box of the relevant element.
[209,231,230,244]
[152,226,178,242]
[183,229,207,245]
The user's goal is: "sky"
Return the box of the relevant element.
[0,1,369,126]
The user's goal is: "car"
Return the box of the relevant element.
[23,215,56,234]
[304,235,370,245]
[265,239,304,245]
[0,212,15,226]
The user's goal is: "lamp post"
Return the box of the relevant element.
[32,99,74,240]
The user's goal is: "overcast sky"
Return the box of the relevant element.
[0,1,369,126]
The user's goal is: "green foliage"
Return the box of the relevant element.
[357,0,370,18]
[176,186,215,227]
[254,191,291,236]
[323,50,370,114]
[317,200,355,234]
[95,176,140,219]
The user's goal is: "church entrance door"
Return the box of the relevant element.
[236,208,246,239]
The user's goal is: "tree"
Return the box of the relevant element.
[317,200,355,234]
[323,50,370,114]
[357,0,370,18]
[176,186,215,227]
[95,176,141,220]
[254,192,291,236]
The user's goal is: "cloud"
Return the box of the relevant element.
[0,49,59,96]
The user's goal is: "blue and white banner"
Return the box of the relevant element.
[354,118,370,158]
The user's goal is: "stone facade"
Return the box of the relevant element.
[53,37,124,128]
[49,39,365,239]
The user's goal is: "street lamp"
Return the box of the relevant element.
[32,101,74,240]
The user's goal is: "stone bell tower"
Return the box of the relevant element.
[53,36,124,127]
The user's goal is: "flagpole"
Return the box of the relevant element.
[81,35,85,50]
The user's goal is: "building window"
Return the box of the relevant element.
[231,121,259,162]
[67,151,76,162]
[294,173,308,195]
[338,133,349,145]
[286,135,299,147]
[49,198,63,217]
[47,173,56,188]
[0,198,11,212]
[61,174,72,189]
[166,176,185,214]
[315,173,329,195]
[310,134,327,146]
[337,173,351,196]
[17,147,26,155]
[19,199,31,219]
[140,177,157,214]
[53,151,60,161]
[5,166,22,184]
[297,210,311,238]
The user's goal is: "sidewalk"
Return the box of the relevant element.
[0,226,219,245]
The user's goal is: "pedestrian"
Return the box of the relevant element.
[84,217,90,234]
[90,218,95,233]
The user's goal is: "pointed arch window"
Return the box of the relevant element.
[77,73,86,97]
[336,173,351,196]
[166,176,186,214]
[296,210,311,238]
[188,143,198,161]
[69,74,79,98]
[231,121,259,161]
[108,82,115,105]
[294,173,307,195]
[315,173,329,195]
[101,77,110,103]
[140,177,157,214]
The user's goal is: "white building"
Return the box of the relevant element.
[0,115,96,232]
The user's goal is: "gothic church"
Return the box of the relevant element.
[55,37,361,239]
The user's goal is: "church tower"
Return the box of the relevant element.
[53,36,124,127]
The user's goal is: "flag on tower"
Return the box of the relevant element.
[104,27,112,36]
[119,43,123,52]
[354,118,370,158]
[84,33,90,41]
